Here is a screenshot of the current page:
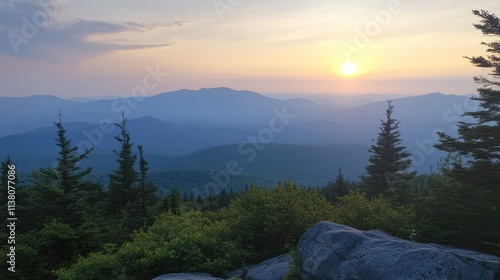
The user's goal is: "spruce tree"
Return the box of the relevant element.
[364,100,414,200]
[34,113,94,227]
[164,188,181,215]
[137,145,158,217]
[138,145,148,216]
[322,168,350,203]
[437,10,500,169]
[335,167,349,196]
[108,115,138,212]
[434,9,500,253]
[51,113,93,194]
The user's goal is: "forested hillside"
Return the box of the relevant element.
[0,8,499,280]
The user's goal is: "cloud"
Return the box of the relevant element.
[0,0,185,59]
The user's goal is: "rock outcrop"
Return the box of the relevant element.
[298,221,500,280]
[152,272,223,280]
[229,254,291,280]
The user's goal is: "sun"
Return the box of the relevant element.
[341,62,358,76]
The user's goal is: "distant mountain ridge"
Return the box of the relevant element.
[0,87,338,136]
[0,88,476,183]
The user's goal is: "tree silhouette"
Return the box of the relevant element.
[434,9,500,253]
[364,100,414,201]
[49,112,92,194]
[108,114,138,213]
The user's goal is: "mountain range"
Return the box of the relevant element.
[0,87,476,187]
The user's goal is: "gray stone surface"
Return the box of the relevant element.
[298,221,500,280]
[228,254,291,280]
[152,272,223,280]
[246,254,291,280]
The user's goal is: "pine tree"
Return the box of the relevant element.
[434,9,500,253]
[321,168,351,203]
[437,10,500,170]
[335,167,349,196]
[137,145,158,217]
[138,145,148,216]
[164,188,181,215]
[34,113,94,227]
[364,100,414,200]
[49,113,93,194]
[108,115,138,212]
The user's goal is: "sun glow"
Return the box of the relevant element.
[341,62,358,76]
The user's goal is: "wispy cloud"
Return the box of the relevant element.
[0,0,185,60]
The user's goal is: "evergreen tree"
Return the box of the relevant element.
[108,115,138,213]
[320,168,351,204]
[34,113,94,227]
[137,145,158,217]
[335,167,349,196]
[433,9,500,253]
[47,113,93,194]
[437,10,500,170]
[364,100,414,200]
[164,188,181,215]
[138,145,149,216]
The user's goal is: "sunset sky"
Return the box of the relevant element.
[1,0,500,98]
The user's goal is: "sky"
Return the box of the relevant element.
[1,0,500,98]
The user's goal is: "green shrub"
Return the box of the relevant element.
[223,181,334,261]
[331,191,415,238]
[57,211,248,279]
[55,253,118,280]
[283,249,302,280]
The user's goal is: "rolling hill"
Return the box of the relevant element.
[0,87,476,187]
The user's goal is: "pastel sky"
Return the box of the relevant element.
[1,0,500,98]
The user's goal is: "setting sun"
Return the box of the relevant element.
[341,62,358,76]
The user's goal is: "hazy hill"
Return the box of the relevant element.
[172,143,369,184]
[7,143,369,187]
[0,115,256,156]
[0,87,339,137]
[0,88,476,183]
[0,95,81,136]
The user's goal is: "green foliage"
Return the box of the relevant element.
[56,252,119,280]
[364,100,415,201]
[431,10,500,255]
[108,115,139,213]
[331,191,415,239]
[416,158,500,254]
[319,168,357,203]
[195,188,238,212]
[223,181,334,260]
[283,249,302,280]
[57,211,248,279]
[106,116,160,234]
[15,184,70,232]
[467,9,500,84]
[164,188,181,215]
[58,181,335,278]
[0,219,80,280]
[49,114,93,194]
[137,145,159,217]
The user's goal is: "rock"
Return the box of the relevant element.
[228,254,291,280]
[152,272,223,280]
[227,266,251,279]
[246,254,291,280]
[298,221,500,280]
